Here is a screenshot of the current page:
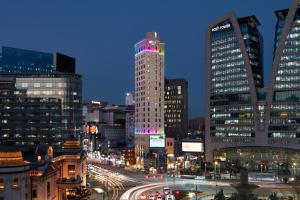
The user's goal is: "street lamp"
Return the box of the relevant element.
[214,161,219,194]
[188,192,195,198]
[293,162,297,177]
[260,164,263,181]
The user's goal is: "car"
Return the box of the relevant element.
[163,187,171,195]
[148,195,155,200]
[140,194,147,200]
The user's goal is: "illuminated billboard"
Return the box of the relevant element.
[182,142,204,152]
[150,135,165,148]
[85,125,98,134]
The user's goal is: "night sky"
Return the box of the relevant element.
[0,0,289,117]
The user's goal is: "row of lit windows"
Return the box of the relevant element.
[211,43,238,52]
[211,36,237,46]
[212,86,249,94]
[287,33,300,39]
[214,132,252,137]
[0,178,19,189]
[279,61,300,68]
[276,75,300,82]
[269,118,300,125]
[212,73,246,82]
[211,67,246,77]
[271,104,300,110]
[212,80,248,89]
[270,132,296,139]
[211,118,253,125]
[214,125,253,131]
[211,105,252,112]
[211,61,245,70]
[281,55,300,61]
[212,112,252,119]
[211,48,241,58]
[277,68,300,75]
[275,82,300,89]
[211,54,243,64]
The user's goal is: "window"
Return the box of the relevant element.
[12,178,19,188]
[0,179,4,189]
[32,189,37,198]
[68,165,76,176]
[47,182,50,196]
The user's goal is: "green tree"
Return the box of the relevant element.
[269,193,279,200]
[214,189,225,200]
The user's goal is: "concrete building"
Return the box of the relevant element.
[0,139,87,200]
[134,32,165,164]
[164,78,188,139]
[125,92,135,106]
[125,92,135,146]
[0,150,30,200]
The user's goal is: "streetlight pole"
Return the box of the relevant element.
[293,162,297,177]
[260,164,263,181]
[214,161,218,195]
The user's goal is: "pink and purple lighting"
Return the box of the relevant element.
[134,128,164,135]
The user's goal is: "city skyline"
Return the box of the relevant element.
[0,0,289,117]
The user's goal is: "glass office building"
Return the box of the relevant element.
[0,74,82,149]
[205,14,263,161]
[206,1,300,167]
[267,1,300,147]
[0,47,54,74]
[0,47,82,150]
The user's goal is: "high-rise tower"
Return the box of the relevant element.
[267,0,300,149]
[134,32,165,165]
[205,14,263,161]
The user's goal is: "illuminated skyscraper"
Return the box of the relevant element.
[205,14,263,161]
[134,32,165,163]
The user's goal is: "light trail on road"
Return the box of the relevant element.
[120,179,232,200]
[88,164,147,200]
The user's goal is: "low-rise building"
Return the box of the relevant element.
[0,138,86,200]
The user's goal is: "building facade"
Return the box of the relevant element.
[206,0,300,172]
[205,14,264,162]
[134,32,165,163]
[0,47,75,74]
[164,78,188,139]
[0,47,82,150]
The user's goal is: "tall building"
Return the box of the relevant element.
[0,47,82,150]
[205,0,300,172]
[134,32,165,164]
[165,78,188,139]
[205,14,263,161]
[267,0,300,149]
[0,46,75,74]
[125,92,135,106]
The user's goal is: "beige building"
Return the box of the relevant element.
[134,32,165,165]
[0,139,87,200]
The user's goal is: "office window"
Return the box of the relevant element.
[47,182,50,196]
[32,189,37,198]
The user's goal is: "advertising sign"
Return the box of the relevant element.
[182,142,204,152]
[150,135,165,148]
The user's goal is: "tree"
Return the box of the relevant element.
[214,189,225,200]
[67,186,91,200]
[269,193,279,200]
